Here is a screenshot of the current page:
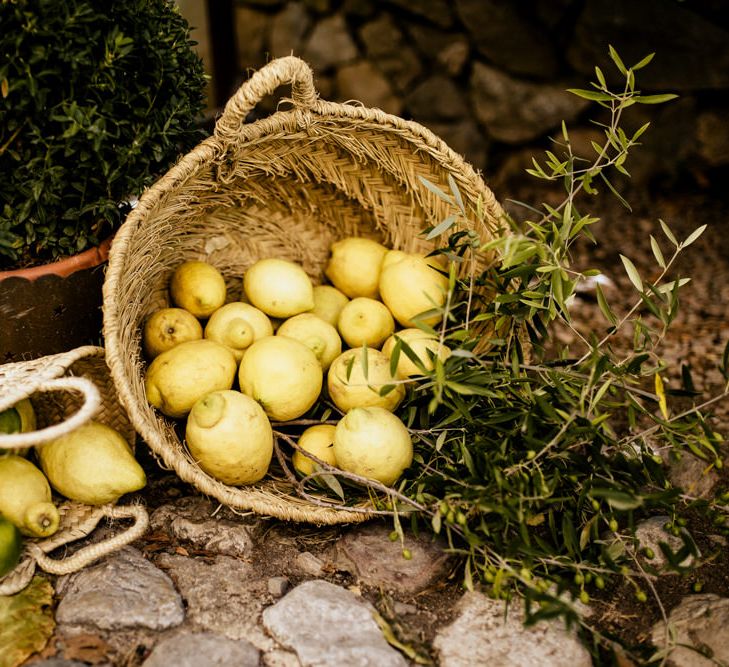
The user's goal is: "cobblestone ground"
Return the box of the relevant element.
[14,179,729,666]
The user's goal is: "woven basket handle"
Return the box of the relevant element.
[0,504,149,594]
[0,376,101,450]
[214,55,318,146]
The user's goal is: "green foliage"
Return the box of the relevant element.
[0,0,208,268]
[291,49,727,642]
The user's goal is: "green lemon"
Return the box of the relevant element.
[0,516,23,578]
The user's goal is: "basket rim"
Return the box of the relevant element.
[102,57,505,524]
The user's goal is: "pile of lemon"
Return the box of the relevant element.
[143,238,451,494]
[0,399,146,577]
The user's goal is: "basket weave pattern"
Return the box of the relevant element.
[0,347,148,595]
[103,56,504,524]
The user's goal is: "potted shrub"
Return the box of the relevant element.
[0,0,208,362]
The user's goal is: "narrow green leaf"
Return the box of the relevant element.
[318,471,345,501]
[448,173,466,214]
[389,339,402,377]
[657,278,691,294]
[681,224,707,248]
[608,45,627,75]
[632,122,651,141]
[418,176,454,204]
[567,88,615,102]
[360,345,369,380]
[594,66,606,89]
[650,235,666,268]
[620,254,643,292]
[634,94,679,104]
[632,52,655,70]
[425,214,458,240]
[659,219,678,246]
[595,283,618,326]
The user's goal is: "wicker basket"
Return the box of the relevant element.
[102,56,505,524]
[0,346,148,595]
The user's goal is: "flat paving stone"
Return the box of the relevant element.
[262,579,407,667]
[634,515,697,571]
[335,521,451,594]
[433,591,592,667]
[157,552,274,651]
[142,630,260,667]
[651,594,729,666]
[150,496,255,558]
[55,547,184,631]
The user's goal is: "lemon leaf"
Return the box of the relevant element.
[0,576,55,667]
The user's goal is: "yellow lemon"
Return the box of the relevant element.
[145,339,237,418]
[143,307,203,359]
[0,397,37,456]
[243,258,314,318]
[0,455,59,537]
[170,260,227,318]
[333,407,412,485]
[204,302,273,362]
[310,285,349,327]
[327,348,404,413]
[38,421,146,505]
[337,297,395,349]
[381,328,451,378]
[292,424,338,477]
[238,336,323,421]
[277,313,342,371]
[324,237,388,298]
[186,390,273,485]
[379,250,449,327]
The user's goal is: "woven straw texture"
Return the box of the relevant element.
[0,346,149,595]
[103,56,505,524]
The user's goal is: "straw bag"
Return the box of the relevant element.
[0,346,149,595]
[103,56,505,524]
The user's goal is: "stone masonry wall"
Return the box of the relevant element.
[231,0,729,190]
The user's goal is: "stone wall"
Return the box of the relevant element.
[231,0,729,190]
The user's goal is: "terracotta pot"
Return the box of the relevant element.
[0,238,113,363]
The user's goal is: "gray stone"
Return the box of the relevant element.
[651,594,729,667]
[384,0,454,28]
[470,61,590,144]
[434,591,592,667]
[336,61,402,116]
[437,40,469,77]
[302,14,359,72]
[302,0,331,13]
[358,15,421,92]
[697,109,729,167]
[335,522,452,595]
[264,649,303,667]
[406,76,468,121]
[235,7,269,71]
[55,547,184,631]
[30,661,87,667]
[263,580,408,666]
[407,25,469,76]
[142,631,260,667]
[157,553,274,651]
[294,551,325,577]
[634,516,697,571]
[567,0,729,91]
[270,3,311,59]
[268,576,290,598]
[667,451,720,499]
[455,0,558,78]
[150,496,255,558]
